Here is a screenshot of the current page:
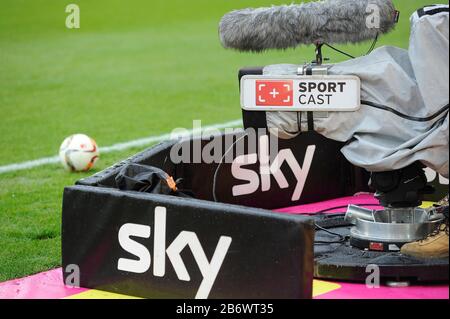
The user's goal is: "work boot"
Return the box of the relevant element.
[401,196,449,259]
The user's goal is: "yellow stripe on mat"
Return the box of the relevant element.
[66,281,340,299]
[313,280,341,297]
[66,290,141,299]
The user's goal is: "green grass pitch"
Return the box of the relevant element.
[0,0,434,281]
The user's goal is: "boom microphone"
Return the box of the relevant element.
[219,0,397,52]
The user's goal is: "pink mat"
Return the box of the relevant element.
[0,268,87,299]
[275,193,382,214]
[0,194,448,299]
[1,267,447,299]
[315,281,449,299]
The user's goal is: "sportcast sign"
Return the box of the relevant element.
[240,75,361,112]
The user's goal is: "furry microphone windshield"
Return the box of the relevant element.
[219,0,397,52]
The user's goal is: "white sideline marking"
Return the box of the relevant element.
[0,119,242,175]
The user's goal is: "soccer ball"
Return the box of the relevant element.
[59,134,99,172]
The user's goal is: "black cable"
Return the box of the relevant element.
[322,34,380,61]
[212,133,248,202]
[366,33,379,55]
[361,100,449,122]
[314,223,348,245]
[312,203,380,245]
[323,43,356,59]
[316,203,379,215]
[315,223,345,238]
[315,240,347,245]
[302,203,381,216]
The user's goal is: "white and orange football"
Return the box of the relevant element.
[59,134,99,172]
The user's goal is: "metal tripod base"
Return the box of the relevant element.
[313,216,449,283]
[346,206,444,252]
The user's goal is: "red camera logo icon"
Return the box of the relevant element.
[256,80,293,107]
